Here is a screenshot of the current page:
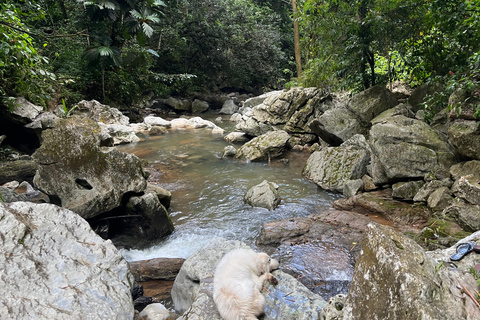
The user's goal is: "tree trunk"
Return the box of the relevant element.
[58,0,68,20]
[292,0,302,78]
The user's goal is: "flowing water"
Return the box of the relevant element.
[118,115,339,262]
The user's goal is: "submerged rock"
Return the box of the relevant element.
[0,202,134,319]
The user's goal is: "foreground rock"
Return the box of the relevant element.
[32,117,147,219]
[171,238,326,319]
[244,180,281,210]
[342,223,480,320]
[234,130,290,161]
[0,202,134,319]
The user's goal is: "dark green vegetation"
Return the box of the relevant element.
[1,0,479,115]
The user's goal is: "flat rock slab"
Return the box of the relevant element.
[129,258,185,281]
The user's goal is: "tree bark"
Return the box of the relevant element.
[292,0,302,78]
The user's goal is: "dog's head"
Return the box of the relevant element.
[257,252,279,274]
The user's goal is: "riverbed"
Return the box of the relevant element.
[118,115,339,261]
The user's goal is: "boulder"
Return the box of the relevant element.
[244,180,281,210]
[342,223,480,320]
[234,130,290,162]
[192,99,210,113]
[320,294,346,320]
[0,159,37,185]
[224,131,249,143]
[219,100,238,115]
[71,100,130,126]
[413,179,452,202]
[143,116,172,128]
[242,90,283,108]
[448,120,480,160]
[407,83,444,112]
[0,186,28,202]
[221,145,236,158]
[138,303,171,320]
[129,258,185,282]
[256,218,311,246]
[371,103,414,125]
[347,85,398,126]
[343,179,364,198]
[164,97,191,113]
[99,122,140,145]
[32,117,147,219]
[427,186,453,211]
[309,108,365,146]
[0,202,134,319]
[452,176,480,205]
[303,136,370,193]
[171,238,326,320]
[24,111,60,133]
[146,183,171,209]
[370,115,456,184]
[442,201,480,232]
[448,88,480,120]
[3,97,43,124]
[392,181,425,200]
[450,160,480,181]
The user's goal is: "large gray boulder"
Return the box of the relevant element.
[71,100,130,126]
[342,223,480,320]
[164,97,192,112]
[99,122,140,145]
[303,135,370,193]
[234,130,290,162]
[219,100,238,115]
[171,238,326,320]
[242,90,284,109]
[347,85,399,125]
[3,97,43,124]
[0,202,134,319]
[448,120,480,160]
[192,99,210,113]
[244,180,281,210]
[369,115,456,185]
[32,117,147,219]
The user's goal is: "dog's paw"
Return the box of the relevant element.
[267,274,278,286]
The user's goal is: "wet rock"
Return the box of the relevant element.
[234,130,290,162]
[257,218,311,246]
[192,99,210,113]
[224,131,249,143]
[219,100,238,114]
[129,258,185,282]
[392,180,425,200]
[303,136,370,193]
[32,117,147,219]
[143,116,172,128]
[139,303,171,320]
[171,238,326,320]
[146,183,172,209]
[369,115,456,184]
[71,99,130,125]
[221,145,236,158]
[342,224,480,320]
[0,186,28,202]
[0,202,134,319]
[448,120,480,160]
[442,201,480,232]
[0,159,37,185]
[244,180,281,210]
[343,179,364,198]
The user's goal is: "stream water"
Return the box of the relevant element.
[118,115,339,262]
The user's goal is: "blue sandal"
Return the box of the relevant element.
[450,242,474,261]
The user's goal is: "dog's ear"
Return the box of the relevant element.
[269,258,279,271]
[256,253,270,273]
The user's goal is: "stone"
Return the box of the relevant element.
[24,111,60,132]
[0,186,28,202]
[32,117,147,219]
[4,97,43,124]
[450,160,480,181]
[0,202,134,319]
[219,100,238,115]
[146,183,171,209]
[224,131,249,143]
[413,179,452,202]
[362,175,377,191]
[221,145,236,158]
[427,186,453,211]
[452,176,480,205]
[303,137,370,193]
[448,88,480,120]
[234,130,290,162]
[371,103,414,125]
[14,181,50,203]
[71,100,130,125]
[129,258,185,282]
[0,159,37,185]
[0,135,5,146]
[448,120,480,160]
[192,99,210,113]
[342,223,480,320]
[370,115,456,184]
[138,303,171,320]
[100,122,140,145]
[148,126,167,136]
[143,116,172,128]
[242,90,283,108]
[164,97,191,112]
[2,180,19,189]
[442,201,480,232]
[407,82,444,112]
[347,85,399,126]
[392,181,425,200]
[172,238,326,320]
[343,179,364,198]
[244,180,281,210]
[320,294,346,320]
[256,218,311,246]
[309,108,366,146]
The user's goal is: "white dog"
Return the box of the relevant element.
[213,248,279,320]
